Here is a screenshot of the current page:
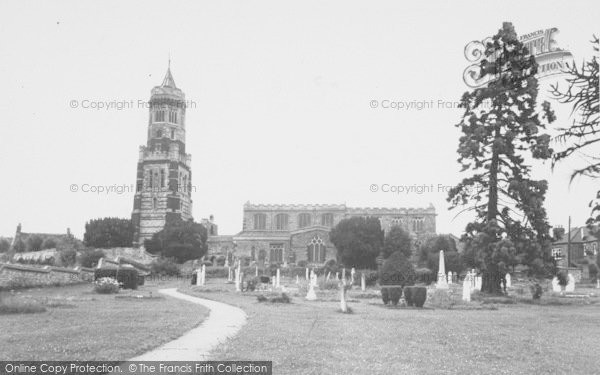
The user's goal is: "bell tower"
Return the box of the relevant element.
[131,63,193,245]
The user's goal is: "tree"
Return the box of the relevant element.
[84,218,134,248]
[26,235,43,252]
[144,220,208,263]
[418,235,458,263]
[379,251,416,287]
[41,238,58,250]
[382,226,412,259]
[329,217,383,269]
[550,36,599,181]
[0,239,10,253]
[447,22,556,294]
[13,238,26,253]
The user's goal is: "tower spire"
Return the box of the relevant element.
[161,57,176,88]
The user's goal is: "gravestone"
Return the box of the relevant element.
[296,275,299,284]
[201,264,206,286]
[436,250,449,289]
[306,271,317,301]
[351,268,356,284]
[447,271,453,285]
[505,273,511,288]
[462,276,471,302]
[276,268,281,288]
[361,273,366,291]
[305,268,309,281]
[227,266,232,282]
[551,276,561,292]
[565,274,575,292]
[475,276,482,291]
[195,268,202,286]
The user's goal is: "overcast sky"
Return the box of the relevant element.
[0,0,598,239]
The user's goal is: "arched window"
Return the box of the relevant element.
[270,244,284,263]
[321,213,334,227]
[254,213,267,230]
[275,214,289,230]
[160,169,165,188]
[298,213,311,228]
[307,236,326,263]
[152,197,158,210]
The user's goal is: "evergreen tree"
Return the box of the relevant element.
[448,22,556,293]
[329,217,383,269]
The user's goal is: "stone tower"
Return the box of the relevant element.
[131,64,193,245]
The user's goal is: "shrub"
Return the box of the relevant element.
[246,277,260,291]
[388,287,402,306]
[205,267,229,278]
[58,248,77,267]
[556,272,568,287]
[324,259,338,275]
[94,268,138,290]
[13,239,26,253]
[78,249,105,268]
[257,295,267,302]
[428,289,454,309]
[530,283,543,300]
[381,288,390,305]
[256,293,291,303]
[150,258,181,276]
[84,217,133,248]
[41,238,57,250]
[380,251,415,287]
[403,287,414,306]
[588,263,598,281]
[415,268,435,285]
[404,286,427,307]
[0,239,11,253]
[297,260,308,268]
[94,277,120,294]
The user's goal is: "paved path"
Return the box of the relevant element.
[129,288,247,361]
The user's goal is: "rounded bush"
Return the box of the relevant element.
[405,286,427,307]
[94,268,138,290]
[389,287,402,306]
[403,286,414,306]
[94,277,120,294]
[380,252,415,287]
[381,288,390,305]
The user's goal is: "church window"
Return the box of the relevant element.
[254,213,266,230]
[307,236,326,262]
[298,213,311,228]
[552,248,563,259]
[269,244,284,263]
[152,197,158,210]
[275,214,289,230]
[169,111,178,123]
[160,169,165,188]
[171,129,175,139]
[155,110,165,122]
[321,213,334,227]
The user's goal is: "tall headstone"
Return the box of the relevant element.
[565,274,575,292]
[201,264,206,286]
[447,271,453,285]
[306,268,309,281]
[342,268,346,280]
[227,266,232,282]
[195,268,201,286]
[361,273,366,291]
[475,276,482,291]
[276,268,281,288]
[235,266,241,292]
[597,279,599,289]
[326,272,331,281]
[551,276,561,292]
[505,273,511,288]
[351,268,356,284]
[436,250,449,289]
[296,275,299,284]
[339,278,348,313]
[255,266,258,277]
[462,276,471,302]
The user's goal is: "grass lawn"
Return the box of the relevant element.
[182,279,600,375]
[0,280,208,360]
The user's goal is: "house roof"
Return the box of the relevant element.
[554,226,599,245]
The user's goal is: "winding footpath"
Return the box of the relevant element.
[129,288,247,361]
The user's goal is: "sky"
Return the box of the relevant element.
[0,0,598,239]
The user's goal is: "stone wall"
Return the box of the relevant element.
[0,263,92,289]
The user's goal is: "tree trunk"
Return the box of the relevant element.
[487,135,500,222]
[481,269,502,294]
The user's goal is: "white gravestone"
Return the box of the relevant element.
[475,276,482,291]
[296,275,299,284]
[201,265,206,286]
[195,268,202,286]
[361,273,366,291]
[436,250,449,289]
[447,271,453,285]
[565,274,575,292]
[276,269,281,288]
[227,266,232,282]
[551,277,561,292]
[306,268,309,281]
[351,268,356,285]
[462,275,471,302]
[255,266,258,277]
[306,271,317,301]
[505,273,511,288]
